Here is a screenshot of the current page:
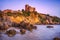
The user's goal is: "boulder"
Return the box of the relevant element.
[20,29,26,34]
[6,30,16,37]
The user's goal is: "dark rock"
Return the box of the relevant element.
[53,37,60,40]
[19,22,27,29]
[47,26,53,28]
[0,23,9,31]
[20,29,26,34]
[12,22,20,27]
[27,26,33,32]
[0,26,8,30]
[6,30,16,37]
[33,26,37,30]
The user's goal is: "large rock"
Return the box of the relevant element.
[6,30,16,37]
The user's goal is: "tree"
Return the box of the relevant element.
[22,9,24,13]
[26,11,30,16]
[22,9,30,16]
[46,14,50,16]
[52,17,60,22]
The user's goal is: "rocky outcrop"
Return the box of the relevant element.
[0,4,60,25]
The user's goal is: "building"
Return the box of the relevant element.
[25,4,29,12]
[25,4,36,12]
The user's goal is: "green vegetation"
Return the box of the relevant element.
[22,9,30,17]
[52,16,60,22]
[7,12,12,16]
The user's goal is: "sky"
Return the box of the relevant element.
[0,0,60,17]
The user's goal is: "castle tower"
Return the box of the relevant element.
[25,4,29,12]
[25,4,36,12]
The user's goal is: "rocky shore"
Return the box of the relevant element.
[0,21,37,36]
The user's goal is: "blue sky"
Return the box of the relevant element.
[0,0,60,17]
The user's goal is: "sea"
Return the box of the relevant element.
[0,25,60,40]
